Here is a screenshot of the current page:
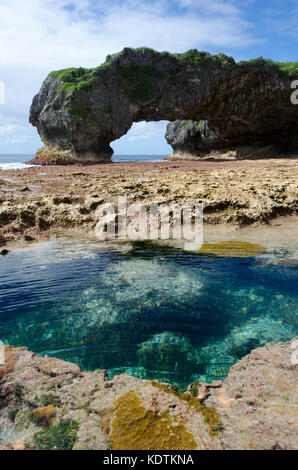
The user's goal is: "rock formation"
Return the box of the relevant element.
[0,339,297,450]
[1,160,298,246]
[165,118,297,160]
[29,48,298,164]
[165,120,224,159]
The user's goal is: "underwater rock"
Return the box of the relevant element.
[73,258,204,331]
[29,48,298,164]
[136,332,197,381]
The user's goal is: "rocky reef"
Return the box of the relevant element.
[29,48,298,164]
[0,159,297,246]
[0,339,297,450]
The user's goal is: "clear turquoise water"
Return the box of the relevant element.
[0,239,297,387]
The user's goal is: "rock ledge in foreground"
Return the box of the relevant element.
[0,338,297,450]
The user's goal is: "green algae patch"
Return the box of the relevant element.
[188,379,202,397]
[34,419,79,450]
[110,392,197,450]
[197,240,266,258]
[66,108,89,119]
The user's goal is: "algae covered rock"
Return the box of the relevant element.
[29,48,298,164]
[0,339,297,449]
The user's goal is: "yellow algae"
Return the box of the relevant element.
[110,392,197,450]
[33,405,56,428]
[151,381,179,397]
[179,392,223,438]
[197,240,266,258]
[152,382,223,438]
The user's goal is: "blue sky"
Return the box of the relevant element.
[0,0,297,156]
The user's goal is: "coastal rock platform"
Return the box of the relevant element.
[0,339,297,450]
[0,158,297,247]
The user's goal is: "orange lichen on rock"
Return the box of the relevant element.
[110,392,197,450]
[33,405,56,427]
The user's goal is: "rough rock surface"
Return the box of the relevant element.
[165,120,283,160]
[205,339,298,450]
[0,159,297,246]
[0,339,297,450]
[29,48,298,164]
[165,120,223,160]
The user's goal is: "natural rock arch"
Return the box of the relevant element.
[29,48,298,164]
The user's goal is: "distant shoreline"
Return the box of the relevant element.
[0,154,169,170]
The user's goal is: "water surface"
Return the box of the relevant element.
[0,154,166,170]
[0,239,297,387]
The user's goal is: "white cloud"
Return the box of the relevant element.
[0,124,29,145]
[0,0,259,153]
[5,135,29,144]
[0,125,18,136]
[126,121,169,142]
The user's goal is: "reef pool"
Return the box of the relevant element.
[0,238,297,388]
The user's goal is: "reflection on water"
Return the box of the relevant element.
[0,239,297,387]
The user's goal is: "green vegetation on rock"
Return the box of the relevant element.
[40,394,61,407]
[238,56,298,77]
[189,379,201,397]
[34,419,79,450]
[66,108,89,118]
[174,49,235,68]
[181,120,205,129]
[45,48,298,105]
[118,62,163,103]
[277,61,298,77]
[13,383,23,398]
[7,409,17,421]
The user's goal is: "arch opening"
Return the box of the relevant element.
[111,120,171,162]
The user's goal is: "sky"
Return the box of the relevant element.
[0,0,297,156]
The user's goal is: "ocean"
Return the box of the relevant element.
[0,154,167,170]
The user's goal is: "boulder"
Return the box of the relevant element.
[165,119,223,159]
